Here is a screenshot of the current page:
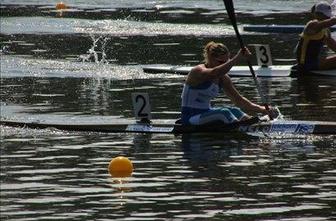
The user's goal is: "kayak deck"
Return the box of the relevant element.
[1,119,336,135]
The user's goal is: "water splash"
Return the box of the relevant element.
[274,106,285,120]
[79,34,110,64]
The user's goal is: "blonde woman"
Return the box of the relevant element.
[180,41,277,125]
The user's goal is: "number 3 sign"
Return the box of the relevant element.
[254,44,272,67]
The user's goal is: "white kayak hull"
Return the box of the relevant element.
[143,65,336,77]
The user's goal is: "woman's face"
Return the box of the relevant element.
[212,53,230,65]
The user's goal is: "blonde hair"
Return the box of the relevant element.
[203,41,229,64]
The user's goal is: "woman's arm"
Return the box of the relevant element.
[305,17,336,34]
[202,51,242,77]
[188,48,250,83]
[220,75,268,114]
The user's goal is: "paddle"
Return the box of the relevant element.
[222,0,273,119]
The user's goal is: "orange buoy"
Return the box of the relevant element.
[108,156,133,177]
[56,2,67,10]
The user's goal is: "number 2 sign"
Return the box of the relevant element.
[132,93,152,121]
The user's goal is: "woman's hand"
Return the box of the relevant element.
[236,47,252,60]
[266,106,281,119]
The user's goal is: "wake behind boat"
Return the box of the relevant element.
[1,118,336,135]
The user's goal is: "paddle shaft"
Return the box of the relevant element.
[223,0,272,117]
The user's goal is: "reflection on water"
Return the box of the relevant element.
[1,0,336,220]
[1,74,336,122]
[1,129,335,220]
[1,74,335,219]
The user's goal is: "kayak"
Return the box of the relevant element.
[143,65,336,77]
[1,118,335,135]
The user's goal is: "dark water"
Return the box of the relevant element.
[1,1,336,220]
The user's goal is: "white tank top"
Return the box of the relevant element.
[181,81,219,110]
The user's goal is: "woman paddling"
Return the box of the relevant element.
[180,41,278,126]
[296,1,336,72]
